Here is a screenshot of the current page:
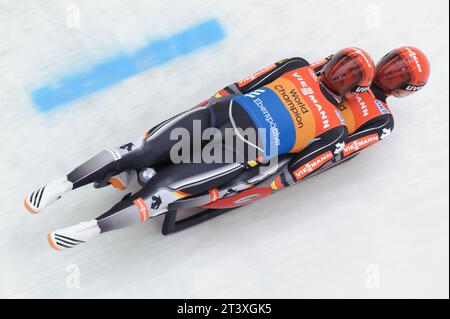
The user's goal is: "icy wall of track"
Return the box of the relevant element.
[0,0,448,298]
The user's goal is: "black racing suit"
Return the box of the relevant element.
[66,57,348,232]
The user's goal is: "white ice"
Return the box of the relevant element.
[0,0,448,298]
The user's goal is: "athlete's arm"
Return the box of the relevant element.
[268,126,348,190]
[341,112,394,158]
[207,57,309,105]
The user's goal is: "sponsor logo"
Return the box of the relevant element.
[245,89,266,98]
[374,100,388,114]
[343,134,379,156]
[355,94,369,117]
[351,47,373,69]
[151,195,162,210]
[405,47,423,73]
[404,85,423,92]
[226,187,238,196]
[120,142,134,152]
[354,86,370,93]
[292,71,330,130]
[334,142,345,155]
[380,128,391,140]
[133,197,149,222]
[293,150,334,181]
[247,93,281,147]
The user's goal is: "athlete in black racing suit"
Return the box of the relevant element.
[24,48,378,251]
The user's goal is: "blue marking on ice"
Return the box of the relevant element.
[31,19,225,112]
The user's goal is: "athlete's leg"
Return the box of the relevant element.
[270,126,348,189]
[47,160,245,250]
[25,107,212,213]
[65,99,257,189]
[68,107,213,188]
[45,104,262,251]
[26,99,258,218]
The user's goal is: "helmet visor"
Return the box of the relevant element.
[324,53,364,96]
[376,51,413,94]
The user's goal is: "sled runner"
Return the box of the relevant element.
[160,153,359,235]
[26,46,430,252]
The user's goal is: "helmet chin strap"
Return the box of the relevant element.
[371,83,389,96]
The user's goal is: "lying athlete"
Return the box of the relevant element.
[183,46,430,196]
[25,47,376,251]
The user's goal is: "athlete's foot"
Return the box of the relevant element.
[94,170,136,190]
[108,170,133,190]
[24,177,73,214]
[94,169,152,193]
[47,220,101,251]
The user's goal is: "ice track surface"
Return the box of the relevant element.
[0,0,448,298]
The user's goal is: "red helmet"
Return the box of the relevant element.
[374,46,430,98]
[321,47,376,96]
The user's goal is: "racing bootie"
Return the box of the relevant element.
[47,220,101,251]
[93,168,156,192]
[24,177,73,214]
